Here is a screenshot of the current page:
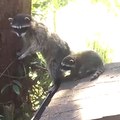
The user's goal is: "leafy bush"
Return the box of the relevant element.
[0,53,52,119]
[28,53,52,110]
[87,40,112,63]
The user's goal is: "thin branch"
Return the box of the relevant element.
[0,72,28,79]
[0,59,16,78]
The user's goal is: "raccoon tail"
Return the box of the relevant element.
[90,66,105,81]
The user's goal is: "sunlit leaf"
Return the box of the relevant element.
[33,3,40,8]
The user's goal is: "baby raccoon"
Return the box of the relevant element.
[8,13,71,94]
[61,50,105,81]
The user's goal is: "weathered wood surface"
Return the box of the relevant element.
[40,62,120,120]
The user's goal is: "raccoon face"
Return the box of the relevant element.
[61,56,75,70]
[8,13,31,37]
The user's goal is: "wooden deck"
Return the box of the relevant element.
[40,62,120,120]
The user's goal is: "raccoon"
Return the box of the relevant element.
[61,50,105,81]
[8,13,71,94]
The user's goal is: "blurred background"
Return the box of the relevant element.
[32,0,120,63]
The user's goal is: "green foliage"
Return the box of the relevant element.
[28,53,52,110]
[32,0,51,20]
[32,0,74,11]
[52,0,74,9]
[32,0,75,31]
[87,40,112,63]
[2,104,14,120]
[1,102,32,120]
[1,80,22,95]
[32,0,74,19]
[1,84,11,94]
[12,85,20,95]
[1,53,52,119]
[14,102,32,120]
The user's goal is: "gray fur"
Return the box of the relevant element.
[9,13,71,92]
[61,50,105,81]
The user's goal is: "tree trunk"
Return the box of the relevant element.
[0,0,31,113]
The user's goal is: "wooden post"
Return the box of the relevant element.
[0,0,31,113]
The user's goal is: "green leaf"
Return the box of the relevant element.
[12,80,22,88]
[12,85,20,95]
[33,3,40,8]
[0,115,4,118]
[1,84,11,94]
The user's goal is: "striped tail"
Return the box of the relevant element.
[90,66,105,81]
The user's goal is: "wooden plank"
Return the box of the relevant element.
[41,62,120,120]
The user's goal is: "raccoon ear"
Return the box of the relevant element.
[25,17,31,21]
[8,18,13,22]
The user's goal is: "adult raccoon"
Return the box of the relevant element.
[61,50,104,81]
[9,13,71,94]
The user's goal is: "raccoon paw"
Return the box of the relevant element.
[16,51,22,56]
